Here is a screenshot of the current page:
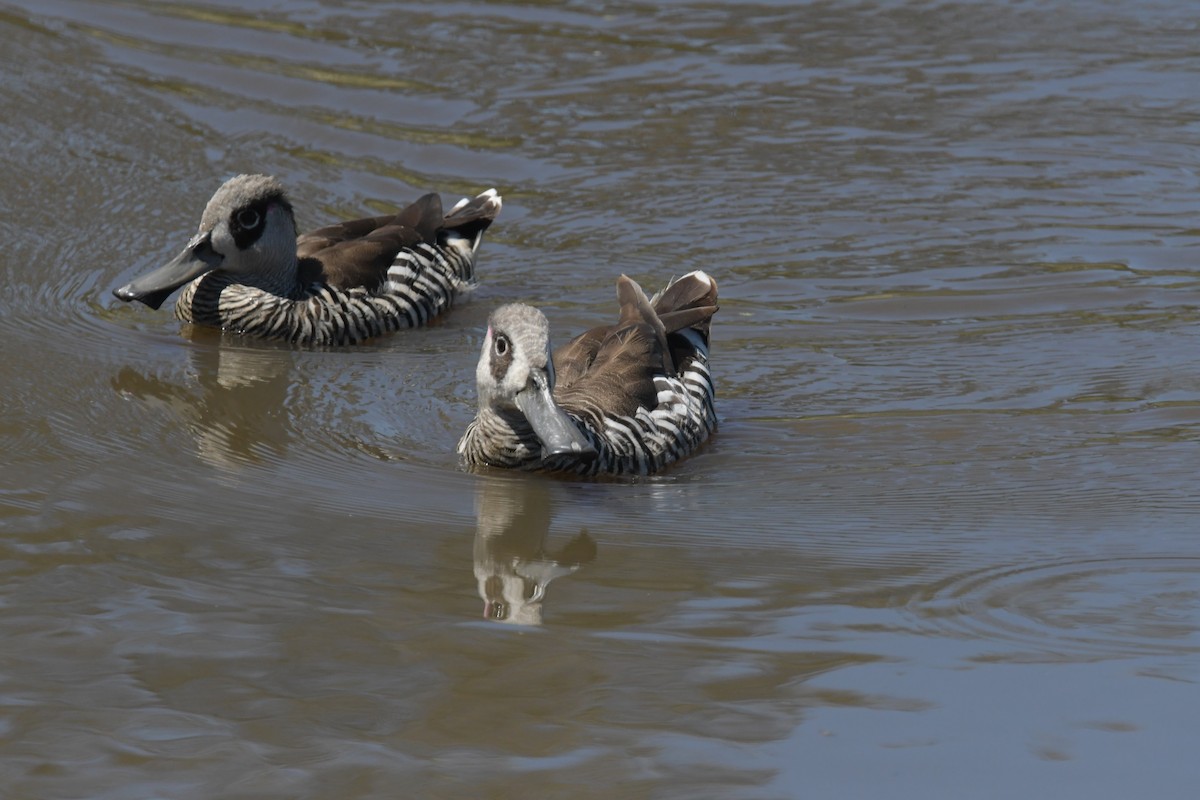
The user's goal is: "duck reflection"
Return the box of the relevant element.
[473,474,597,625]
[111,337,294,470]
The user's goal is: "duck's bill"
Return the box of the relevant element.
[515,374,596,459]
[112,232,223,310]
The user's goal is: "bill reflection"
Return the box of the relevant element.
[473,475,596,625]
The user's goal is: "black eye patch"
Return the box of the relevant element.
[230,200,271,250]
[236,208,261,230]
[489,332,513,383]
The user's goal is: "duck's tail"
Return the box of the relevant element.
[614,270,718,376]
[444,188,503,253]
[651,270,719,342]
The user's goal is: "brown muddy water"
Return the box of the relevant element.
[3,1,1200,797]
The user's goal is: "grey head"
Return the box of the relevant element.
[477,304,596,458]
[114,174,299,309]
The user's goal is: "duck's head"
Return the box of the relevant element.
[114,174,298,309]
[476,304,596,458]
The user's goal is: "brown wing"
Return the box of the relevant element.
[295,193,445,291]
[551,326,607,391]
[552,272,719,420]
[552,275,673,419]
[553,322,662,419]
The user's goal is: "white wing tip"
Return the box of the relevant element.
[678,269,712,287]
[450,187,502,216]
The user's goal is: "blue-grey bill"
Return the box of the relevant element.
[515,377,596,459]
[113,232,222,310]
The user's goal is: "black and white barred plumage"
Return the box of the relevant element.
[458,271,719,476]
[174,236,478,346]
[114,174,501,346]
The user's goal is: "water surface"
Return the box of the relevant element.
[2,1,1200,797]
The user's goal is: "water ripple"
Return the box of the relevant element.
[903,556,1200,662]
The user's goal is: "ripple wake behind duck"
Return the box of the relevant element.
[114,174,501,346]
[458,271,719,476]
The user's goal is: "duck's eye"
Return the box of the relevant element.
[494,334,510,356]
[235,208,261,230]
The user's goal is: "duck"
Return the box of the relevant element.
[113,174,501,346]
[458,270,718,475]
